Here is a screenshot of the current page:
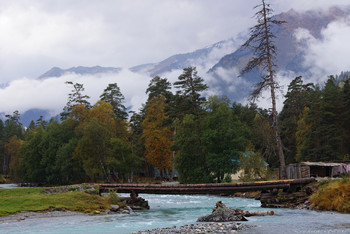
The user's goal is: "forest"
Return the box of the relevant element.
[0,67,349,185]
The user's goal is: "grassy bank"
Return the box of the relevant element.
[0,187,111,217]
[310,177,350,213]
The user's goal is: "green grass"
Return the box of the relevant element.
[310,177,350,213]
[0,187,111,216]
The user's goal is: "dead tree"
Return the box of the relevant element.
[240,0,287,178]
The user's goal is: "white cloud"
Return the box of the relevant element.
[294,16,350,84]
[1,0,350,117]
[0,69,149,117]
[0,0,255,82]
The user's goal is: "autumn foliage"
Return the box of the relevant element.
[142,95,172,171]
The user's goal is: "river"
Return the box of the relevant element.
[1,191,350,233]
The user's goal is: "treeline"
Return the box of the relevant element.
[0,68,349,184]
[280,76,350,164]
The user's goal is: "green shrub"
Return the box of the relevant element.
[108,191,120,204]
[239,143,271,182]
[223,174,232,183]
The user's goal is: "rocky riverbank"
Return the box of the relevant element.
[0,210,85,223]
[132,222,249,234]
[259,182,318,209]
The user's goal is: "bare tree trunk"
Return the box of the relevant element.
[99,157,110,183]
[171,127,176,181]
[262,0,286,179]
[270,86,287,179]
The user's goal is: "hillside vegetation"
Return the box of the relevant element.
[310,177,350,213]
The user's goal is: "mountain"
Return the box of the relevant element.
[21,6,350,126]
[0,109,53,127]
[20,109,53,127]
[38,65,121,79]
[208,7,350,100]
[130,39,237,77]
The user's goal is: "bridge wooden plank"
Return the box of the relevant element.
[98,178,315,195]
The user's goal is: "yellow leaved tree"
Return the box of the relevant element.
[142,95,172,174]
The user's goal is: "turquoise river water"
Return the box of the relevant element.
[1,190,350,233]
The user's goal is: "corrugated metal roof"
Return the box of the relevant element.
[300,162,346,167]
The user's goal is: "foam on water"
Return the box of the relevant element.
[1,193,350,234]
[0,184,19,189]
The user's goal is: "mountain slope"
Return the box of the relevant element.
[22,6,350,126]
[206,7,350,101]
[130,39,237,77]
[210,7,350,82]
[38,66,121,79]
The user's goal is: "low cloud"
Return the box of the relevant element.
[0,69,150,117]
[0,0,255,83]
[272,0,350,12]
[294,16,350,84]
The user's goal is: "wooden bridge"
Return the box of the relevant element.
[98,178,316,195]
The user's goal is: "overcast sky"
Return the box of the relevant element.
[1,0,350,118]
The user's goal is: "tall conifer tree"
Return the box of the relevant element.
[240,0,286,178]
[173,67,208,117]
[100,83,128,120]
[279,76,314,164]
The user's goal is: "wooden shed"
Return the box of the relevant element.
[286,162,348,179]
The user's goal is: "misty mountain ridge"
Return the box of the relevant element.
[38,65,122,79]
[26,6,350,126]
[211,7,350,75]
[207,6,350,100]
[39,38,239,80]
[129,38,238,77]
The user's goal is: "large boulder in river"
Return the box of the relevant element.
[197,206,248,222]
[197,201,274,222]
[119,192,150,210]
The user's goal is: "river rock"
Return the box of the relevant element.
[197,201,274,222]
[110,204,119,212]
[260,190,309,208]
[119,192,150,210]
[197,206,248,222]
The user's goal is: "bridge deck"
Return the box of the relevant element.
[98,178,315,195]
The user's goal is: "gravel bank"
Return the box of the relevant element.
[0,210,86,223]
[133,222,249,233]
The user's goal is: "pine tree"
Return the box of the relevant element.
[300,86,323,161]
[279,76,314,164]
[173,67,208,118]
[129,109,147,175]
[146,76,172,101]
[319,77,343,160]
[61,81,91,120]
[342,78,350,157]
[240,0,286,178]
[100,83,128,120]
